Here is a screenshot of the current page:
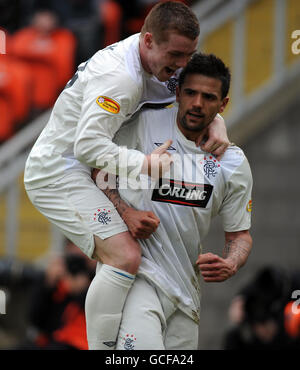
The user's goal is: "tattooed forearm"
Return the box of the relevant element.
[92,169,131,218]
[223,232,252,270]
[102,188,130,218]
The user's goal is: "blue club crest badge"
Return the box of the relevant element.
[120,334,137,350]
[94,208,111,224]
[200,155,221,179]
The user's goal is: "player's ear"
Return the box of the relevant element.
[143,32,153,49]
[218,96,229,114]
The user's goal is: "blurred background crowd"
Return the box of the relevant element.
[0,0,196,143]
[0,242,96,350]
[0,0,300,350]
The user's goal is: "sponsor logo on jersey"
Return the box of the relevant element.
[246,200,252,212]
[154,142,176,151]
[103,341,116,347]
[152,178,213,208]
[96,96,120,114]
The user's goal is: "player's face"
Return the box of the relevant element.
[143,31,198,82]
[176,74,229,138]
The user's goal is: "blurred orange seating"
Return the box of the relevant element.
[10,27,76,110]
[284,301,300,338]
[99,0,122,46]
[0,54,32,141]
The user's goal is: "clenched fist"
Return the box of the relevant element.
[196,252,237,282]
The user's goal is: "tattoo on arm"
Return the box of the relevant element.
[102,187,130,218]
[223,237,252,269]
[93,170,131,218]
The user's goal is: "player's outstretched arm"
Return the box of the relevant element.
[91,169,160,239]
[196,230,252,282]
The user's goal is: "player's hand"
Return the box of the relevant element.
[142,140,173,178]
[197,115,229,160]
[196,252,237,282]
[121,207,160,239]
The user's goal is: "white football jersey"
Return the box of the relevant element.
[24,33,178,190]
[114,105,253,323]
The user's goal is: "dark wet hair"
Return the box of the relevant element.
[179,53,231,99]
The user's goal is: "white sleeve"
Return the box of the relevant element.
[113,111,144,150]
[73,69,145,178]
[219,157,253,232]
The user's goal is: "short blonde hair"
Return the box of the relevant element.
[141,1,200,44]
